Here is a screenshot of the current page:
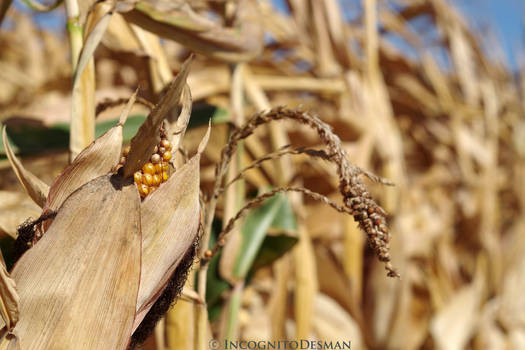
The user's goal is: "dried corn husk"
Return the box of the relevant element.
[10,175,141,350]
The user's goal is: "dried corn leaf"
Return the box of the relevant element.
[430,270,484,350]
[294,226,318,339]
[311,0,341,77]
[103,13,141,52]
[11,175,141,350]
[123,56,192,178]
[2,127,49,208]
[387,266,431,350]
[0,252,19,333]
[217,148,244,285]
[314,245,354,315]
[122,0,262,62]
[130,23,173,92]
[45,92,136,211]
[134,153,200,326]
[313,294,363,350]
[343,216,364,304]
[169,84,192,155]
[134,125,209,329]
[166,279,195,350]
[498,258,525,330]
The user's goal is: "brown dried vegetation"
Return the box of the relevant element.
[0,0,524,350]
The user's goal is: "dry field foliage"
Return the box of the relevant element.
[0,0,524,349]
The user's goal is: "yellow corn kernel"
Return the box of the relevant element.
[153,174,161,186]
[161,139,172,151]
[162,151,172,161]
[142,162,155,175]
[139,184,149,198]
[143,173,154,186]
[133,172,142,185]
[151,153,161,164]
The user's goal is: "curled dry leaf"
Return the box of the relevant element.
[11,175,141,350]
[44,91,136,212]
[169,84,192,156]
[0,252,19,333]
[134,123,210,330]
[2,126,49,208]
[122,0,263,62]
[123,56,192,178]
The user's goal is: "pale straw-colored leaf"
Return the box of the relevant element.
[311,0,341,77]
[294,226,318,339]
[169,84,192,156]
[129,23,172,92]
[430,265,484,350]
[313,294,363,349]
[166,278,196,350]
[2,126,49,208]
[134,153,200,328]
[123,56,192,178]
[343,216,364,304]
[217,64,245,285]
[267,255,292,339]
[122,0,263,62]
[45,91,136,211]
[11,175,141,350]
[103,13,141,52]
[498,258,525,330]
[134,124,209,330]
[243,67,292,184]
[0,252,19,333]
[314,244,354,315]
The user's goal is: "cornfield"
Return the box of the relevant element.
[0,0,523,349]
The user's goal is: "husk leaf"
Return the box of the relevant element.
[134,124,210,330]
[122,0,263,62]
[0,253,19,333]
[45,92,136,211]
[2,126,49,208]
[11,175,141,350]
[122,56,192,178]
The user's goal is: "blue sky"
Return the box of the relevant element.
[8,0,525,70]
[454,0,524,69]
[275,0,525,70]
